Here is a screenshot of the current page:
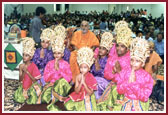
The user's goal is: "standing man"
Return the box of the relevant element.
[70,20,99,83]
[154,33,164,64]
[30,7,46,48]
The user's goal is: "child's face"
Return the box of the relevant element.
[130,57,143,71]
[23,53,32,63]
[54,51,64,60]
[41,40,50,49]
[99,46,108,57]
[116,43,128,57]
[79,63,90,75]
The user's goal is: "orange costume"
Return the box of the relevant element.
[145,51,162,75]
[70,30,99,82]
[145,51,163,83]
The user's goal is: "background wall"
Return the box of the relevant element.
[4,3,165,18]
[69,4,108,14]
[151,4,164,18]
[23,4,54,15]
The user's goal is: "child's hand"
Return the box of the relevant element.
[81,74,85,85]
[54,59,59,71]
[22,65,28,73]
[95,58,100,71]
[128,69,136,83]
[113,61,121,73]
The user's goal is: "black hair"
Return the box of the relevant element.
[35,7,46,16]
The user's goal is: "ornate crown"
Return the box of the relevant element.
[148,41,155,49]
[22,37,36,57]
[40,28,56,42]
[51,35,65,53]
[116,27,133,48]
[130,37,150,66]
[54,24,66,38]
[100,32,114,51]
[114,20,129,33]
[77,47,94,68]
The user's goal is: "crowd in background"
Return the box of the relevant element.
[4,7,164,63]
[4,8,164,38]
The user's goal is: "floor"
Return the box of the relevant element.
[3,64,164,111]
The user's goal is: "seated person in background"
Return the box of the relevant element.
[4,20,10,38]
[143,31,153,41]
[32,28,55,86]
[114,37,154,111]
[14,37,42,104]
[70,20,99,83]
[136,30,143,38]
[145,41,162,84]
[154,33,164,64]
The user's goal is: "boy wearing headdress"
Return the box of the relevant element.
[14,37,42,104]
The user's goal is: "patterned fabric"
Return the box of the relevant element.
[113,96,150,111]
[14,82,42,104]
[91,56,108,78]
[116,68,154,102]
[63,48,71,63]
[41,78,72,104]
[4,43,22,70]
[68,72,97,102]
[32,48,54,86]
[64,94,97,111]
[97,84,122,111]
[22,62,41,90]
[43,59,72,83]
[90,55,110,99]
[104,50,131,82]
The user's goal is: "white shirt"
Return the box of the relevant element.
[4,24,10,33]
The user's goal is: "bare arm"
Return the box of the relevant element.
[74,74,83,94]
[19,64,25,82]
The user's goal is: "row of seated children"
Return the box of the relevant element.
[14,21,162,111]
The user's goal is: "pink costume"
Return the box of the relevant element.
[22,62,41,90]
[44,59,72,83]
[104,50,131,82]
[69,72,97,102]
[116,67,154,102]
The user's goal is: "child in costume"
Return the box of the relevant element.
[14,37,42,104]
[97,27,132,108]
[54,24,71,63]
[32,28,55,86]
[64,47,98,111]
[114,37,154,111]
[38,35,72,108]
[90,32,114,100]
